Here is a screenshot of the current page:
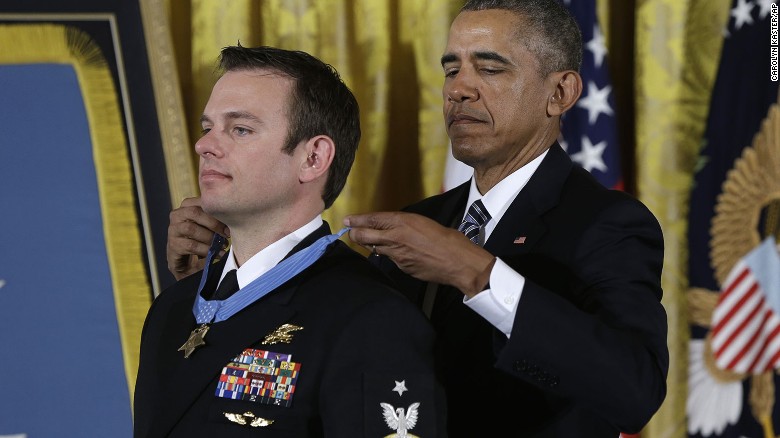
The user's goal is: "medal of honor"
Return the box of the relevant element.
[181,229,347,359]
[179,324,210,358]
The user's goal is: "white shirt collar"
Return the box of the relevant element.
[463,149,548,240]
[220,215,324,288]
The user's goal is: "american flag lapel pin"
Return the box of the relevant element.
[513,236,526,244]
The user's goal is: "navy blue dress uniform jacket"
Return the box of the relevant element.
[134,224,446,437]
[381,144,668,437]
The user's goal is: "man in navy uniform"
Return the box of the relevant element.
[135,45,445,438]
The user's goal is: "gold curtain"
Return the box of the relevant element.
[165,0,458,232]
[635,0,731,436]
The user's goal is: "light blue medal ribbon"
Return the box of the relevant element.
[192,227,349,325]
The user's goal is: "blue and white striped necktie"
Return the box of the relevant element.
[458,199,491,245]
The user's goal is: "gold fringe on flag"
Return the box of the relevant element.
[750,371,776,438]
[0,23,152,410]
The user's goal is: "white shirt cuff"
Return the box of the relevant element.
[463,258,524,338]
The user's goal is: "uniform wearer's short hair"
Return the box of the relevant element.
[218,45,360,209]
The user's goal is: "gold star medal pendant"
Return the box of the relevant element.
[179,228,348,358]
[179,324,210,358]
[178,233,229,359]
[180,295,223,359]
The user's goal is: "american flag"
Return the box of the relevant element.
[710,238,780,374]
[560,0,622,190]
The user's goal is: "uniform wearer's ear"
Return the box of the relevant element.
[546,70,582,117]
[299,135,335,183]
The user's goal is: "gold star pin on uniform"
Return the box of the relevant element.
[179,324,210,358]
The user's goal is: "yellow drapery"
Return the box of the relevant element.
[635,0,731,436]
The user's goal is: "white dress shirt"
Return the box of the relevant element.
[218,216,324,289]
[462,150,548,338]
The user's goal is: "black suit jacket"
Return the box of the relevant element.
[383,144,668,437]
[134,224,446,437]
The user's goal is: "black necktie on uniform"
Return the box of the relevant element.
[212,269,239,300]
[458,199,491,245]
